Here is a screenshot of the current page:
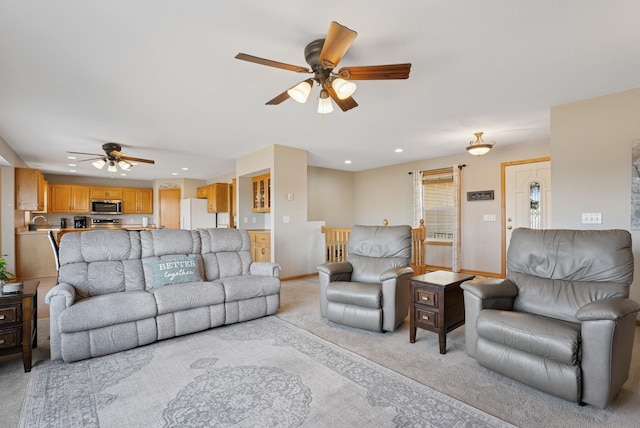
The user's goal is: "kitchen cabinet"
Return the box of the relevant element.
[49,185,90,213]
[247,230,271,263]
[122,188,153,214]
[15,168,47,211]
[89,186,123,200]
[197,183,228,213]
[251,174,270,213]
[16,231,58,278]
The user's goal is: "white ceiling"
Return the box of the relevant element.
[1,1,639,181]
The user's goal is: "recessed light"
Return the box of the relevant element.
[120,173,127,176]
[69,169,77,173]
[171,172,178,176]
[67,156,77,160]
[394,148,403,153]
[181,167,189,171]
[68,163,76,167]
[345,160,352,164]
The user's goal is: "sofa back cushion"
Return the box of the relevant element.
[346,225,412,284]
[58,230,145,298]
[199,229,253,280]
[507,228,633,322]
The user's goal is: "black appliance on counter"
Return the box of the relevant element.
[74,216,88,228]
[60,217,67,229]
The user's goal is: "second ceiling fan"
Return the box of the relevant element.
[235,21,411,113]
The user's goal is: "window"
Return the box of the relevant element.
[422,168,454,241]
[529,181,541,229]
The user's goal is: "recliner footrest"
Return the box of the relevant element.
[326,281,381,309]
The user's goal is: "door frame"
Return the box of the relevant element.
[500,156,551,276]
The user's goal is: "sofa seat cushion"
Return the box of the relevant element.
[149,281,225,315]
[59,291,157,334]
[326,281,382,310]
[217,275,280,303]
[477,309,581,365]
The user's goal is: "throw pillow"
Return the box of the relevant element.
[151,256,201,287]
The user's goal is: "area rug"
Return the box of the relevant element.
[20,316,512,427]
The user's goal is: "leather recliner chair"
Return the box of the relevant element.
[461,228,640,408]
[317,225,414,332]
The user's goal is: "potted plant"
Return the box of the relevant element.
[0,255,15,284]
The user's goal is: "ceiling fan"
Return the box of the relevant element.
[67,143,155,172]
[235,21,411,113]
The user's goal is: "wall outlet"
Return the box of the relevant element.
[581,213,602,224]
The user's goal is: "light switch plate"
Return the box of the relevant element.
[581,213,602,224]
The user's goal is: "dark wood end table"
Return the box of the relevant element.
[409,271,474,354]
[0,280,39,372]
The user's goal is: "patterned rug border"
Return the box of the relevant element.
[20,316,514,427]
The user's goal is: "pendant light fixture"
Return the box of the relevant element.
[466,132,495,156]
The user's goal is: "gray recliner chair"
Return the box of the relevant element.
[317,225,414,332]
[461,228,640,408]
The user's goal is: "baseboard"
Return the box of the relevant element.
[282,272,318,281]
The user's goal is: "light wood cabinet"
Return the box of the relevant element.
[247,230,271,262]
[251,174,271,213]
[49,185,90,213]
[15,168,47,211]
[197,183,228,213]
[122,188,153,214]
[89,186,123,200]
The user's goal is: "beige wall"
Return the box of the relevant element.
[348,140,550,275]
[551,87,640,305]
[307,166,355,227]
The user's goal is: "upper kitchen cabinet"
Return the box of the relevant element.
[89,186,123,200]
[252,173,271,213]
[15,168,47,211]
[49,184,90,213]
[197,183,229,213]
[122,188,153,214]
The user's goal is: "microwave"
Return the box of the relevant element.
[91,199,123,215]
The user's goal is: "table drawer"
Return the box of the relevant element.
[0,328,20,349]
[0,305,19,326]
[415,307,438,328]
[415,289,438,308]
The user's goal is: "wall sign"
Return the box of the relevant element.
[467,190,494,201]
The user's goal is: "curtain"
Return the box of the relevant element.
[452,164,462,272]
[412,170,423,227]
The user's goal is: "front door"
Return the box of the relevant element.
[502,158,551,275]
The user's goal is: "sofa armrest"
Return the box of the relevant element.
[460,278,518,358]
[380,266,414,282]
[250,262,281,278]
[45,283,77,308]
[317,262,353,276]
[460,278,518,300]
[576,297,640,321]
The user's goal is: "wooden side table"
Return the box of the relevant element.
[409,271,474,354]
[0,280,38,372]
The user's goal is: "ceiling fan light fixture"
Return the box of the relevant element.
[332,77,357,99]
[466,132,495,156]
[118,159,131,170]
[317,89,333,114]
[92,158,106,169]
[107,161,117,173]
[287,79,313,103]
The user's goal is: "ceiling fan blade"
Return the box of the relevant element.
[324,83,358,112]
[318,21,357,68]
[235,53,310,73]
[76,156,106,162]
[266,89,291,105]
[121,156,155,164]
[66,150,103,157]
[337,63,412,80]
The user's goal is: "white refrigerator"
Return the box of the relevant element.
[180,198,218,230]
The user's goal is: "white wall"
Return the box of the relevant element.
[307,166,355,227]
[551,86,640,306]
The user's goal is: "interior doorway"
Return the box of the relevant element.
[159,187,181,229]
[501,157,551,276]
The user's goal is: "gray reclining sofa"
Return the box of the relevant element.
[46,228,280,362]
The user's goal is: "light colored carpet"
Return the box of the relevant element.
[276,277,640,428]
[19,316,511,428]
